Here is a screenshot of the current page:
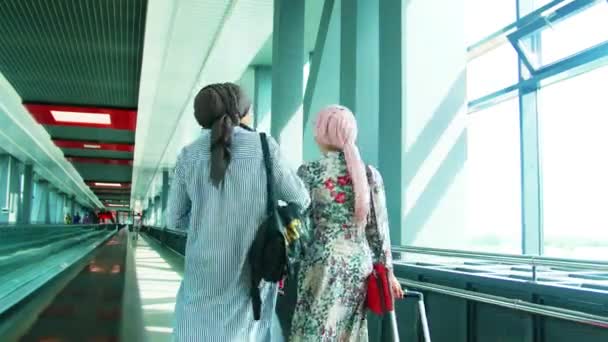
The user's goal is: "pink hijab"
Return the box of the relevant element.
[314,105,370,225]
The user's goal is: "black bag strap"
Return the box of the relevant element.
[250,133,274,321]
[251,278,261,320]
[260,133,275,216]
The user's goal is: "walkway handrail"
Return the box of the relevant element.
[398,278,608,329]
[146,226,187,236]
[392,245,608,271]
[0,229,115,316]
[0,223,108,228]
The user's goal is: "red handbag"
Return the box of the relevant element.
[365,166,394,315]
[366,263,394,315]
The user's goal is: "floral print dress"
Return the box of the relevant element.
[290,152,393,342]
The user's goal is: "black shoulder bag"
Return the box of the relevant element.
[248,133,293,320]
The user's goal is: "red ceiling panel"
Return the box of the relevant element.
[25,103,137,131]
[53,140,134,152]
[67,157,133,166]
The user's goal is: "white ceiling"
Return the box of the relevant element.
[131,0,274,204]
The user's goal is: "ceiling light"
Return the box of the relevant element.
[83,144,101,149]
[51,110,111,125]
[107,204,128,207]
[94,182,122,187]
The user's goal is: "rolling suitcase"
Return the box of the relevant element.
[384,289,431,342]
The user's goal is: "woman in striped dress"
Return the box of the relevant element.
[290,105,403,341]
[167,83,310,342]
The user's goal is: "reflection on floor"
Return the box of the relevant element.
[20,234,125,341]
[134,236,183,342]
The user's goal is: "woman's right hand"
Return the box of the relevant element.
[389,273,404,299]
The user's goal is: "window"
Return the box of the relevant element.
[467,43,519,101]
[466,98,522,253]
[512,1,608,70]
[540,1,608,67]
[533,0,554,10]
[465,0,516,45]
[538,65,608,260]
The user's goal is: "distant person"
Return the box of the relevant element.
[64,213,72,225]
[133,213,141,240]
[289,105,403,341]
[73,212,81,224]
[91,212,99,224]
[83,213,91,224]
[166,83,310,341]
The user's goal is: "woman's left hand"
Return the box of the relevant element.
[389,273,404,299]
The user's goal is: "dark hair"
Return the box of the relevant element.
[194,83,251,187]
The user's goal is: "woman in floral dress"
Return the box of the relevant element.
[290,105,403,341]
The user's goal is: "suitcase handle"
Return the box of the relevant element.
[404,290,432,342]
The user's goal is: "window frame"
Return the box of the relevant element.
[459,0,608,259]
[507,0,606,74]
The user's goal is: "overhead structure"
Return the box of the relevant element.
[0,0,148,210]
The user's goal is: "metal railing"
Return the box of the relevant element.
[143,226,187,256]
[392,245,608,271]
[399,278,608,329]
[0,226,116,316]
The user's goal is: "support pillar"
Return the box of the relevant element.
[272,0,305,336]
[59,193,67,224]
[68,196,75,217]
[272,0,305,168]
[254,66,272,133]
[154,196,161,226]
[33,180,51,224]
[303,0,341,162]
[48,188,59,224]
[0,155,22,224]
[161,170,169,227]
[19,164,33,224]
[518,0,542,255]
[340,0,380,165]
[148,198,154,226]
[379,0,405,245]
[397,0,467,249]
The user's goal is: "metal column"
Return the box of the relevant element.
[48,188,59,224]
[254,66,272,133]
[272,0,305,166]
[0,155,22,224]
[302,0,341,162]
[379,0,405,245]
[148,198,154,226]
[340,0,380,165]
[161,170,169,227]
[19,164,33,224]
[33,180,51,224]
[154,196,161,226]
[517,0,543,255]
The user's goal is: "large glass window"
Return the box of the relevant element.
[466,98,522,253]
[538,65,608,260]
[465,0,516,45]
[514,1,608,69]
[417,0,608,260]
[540,1,608,66]
[467,43,519,101]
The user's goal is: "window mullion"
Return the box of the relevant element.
[517,0,543,256]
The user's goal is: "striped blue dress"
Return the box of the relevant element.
[167,127,310,342]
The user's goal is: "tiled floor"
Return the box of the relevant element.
[133,236,183,342]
